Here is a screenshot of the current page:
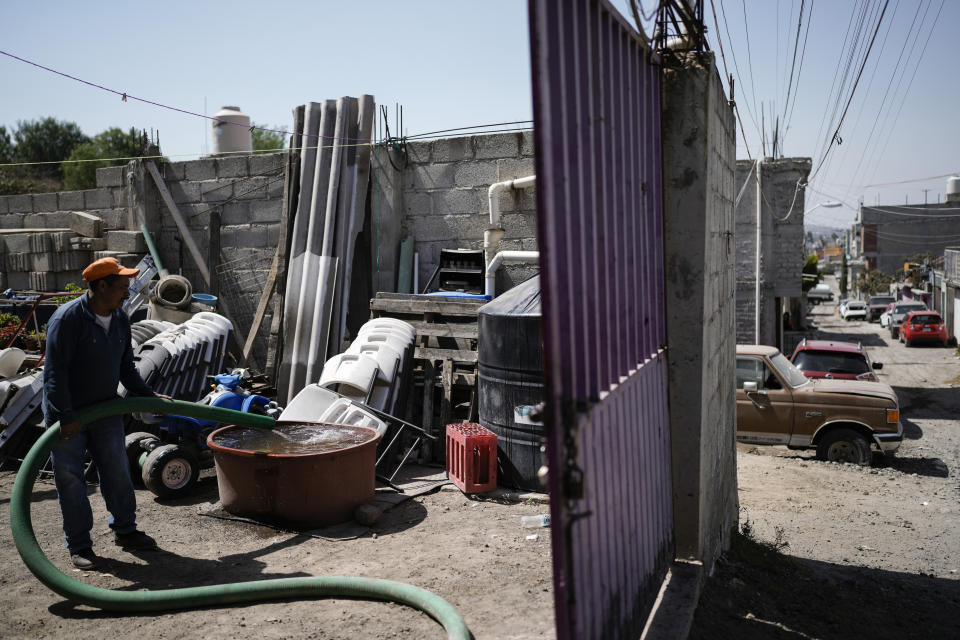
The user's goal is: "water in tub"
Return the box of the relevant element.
[212,423,375,454]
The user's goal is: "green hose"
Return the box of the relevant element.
[11,397,469,639]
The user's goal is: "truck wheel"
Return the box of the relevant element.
[142,444,199,499]
[124,432,157,479]
[816,429,872,466]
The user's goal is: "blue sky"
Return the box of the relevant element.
[1,1,956,229]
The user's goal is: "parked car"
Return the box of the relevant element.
[888,300,928,338]
[866,295,896,322]
[807,283,834,304]
[736,345,902,465]
[790,339,883,381]
[879,302,896,328]
[900,310,948,346]
[839,300,867,321]
[836,299,851,316]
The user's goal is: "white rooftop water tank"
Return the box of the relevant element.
[947,176,960,203]
[212,106,252,155]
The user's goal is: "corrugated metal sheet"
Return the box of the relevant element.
[529,1,673,638]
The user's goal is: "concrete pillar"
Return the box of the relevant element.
[661,52,739,571]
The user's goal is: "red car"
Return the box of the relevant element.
[790,339,883,381]
[900,310,948,346]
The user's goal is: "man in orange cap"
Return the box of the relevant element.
[43,257,165,569]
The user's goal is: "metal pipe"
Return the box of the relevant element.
[755,159,762,344]
[485,250,540,298]
[139,223,168,278]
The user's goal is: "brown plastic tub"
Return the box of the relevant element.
[206,421,381,528]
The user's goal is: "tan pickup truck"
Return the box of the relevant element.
[736,345,902,465]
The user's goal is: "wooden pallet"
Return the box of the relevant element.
[369,293,486,453]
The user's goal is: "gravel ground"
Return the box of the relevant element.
[692,280,960,638]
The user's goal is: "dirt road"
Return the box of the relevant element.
[0,464,555,639]
[692,280,960,638]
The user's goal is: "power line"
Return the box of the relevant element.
[707,0,754,159]
[809,0,891,181]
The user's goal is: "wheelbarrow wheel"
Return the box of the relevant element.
[142,444,199,499]
[124,432,157,481]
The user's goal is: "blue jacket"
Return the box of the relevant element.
[42,292,154,428]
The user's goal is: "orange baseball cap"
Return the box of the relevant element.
[81,257,140,283]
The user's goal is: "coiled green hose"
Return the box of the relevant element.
[10,397,469,639]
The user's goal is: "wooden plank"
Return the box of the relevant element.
[265,149,299,382]
[422,360,435,436]
[439,359,453,428]
[414,347,478,364]
[242,246,280,364]
[208,208,220,299]
[404,319,478,339]
[0,228,71,234]
[370,294,486,316]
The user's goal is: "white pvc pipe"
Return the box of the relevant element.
[485,250,540,298]
[488,175,536,228]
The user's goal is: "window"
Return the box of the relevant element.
[911,314,941,325]
[793,350,870,375]
[736,358,764,389]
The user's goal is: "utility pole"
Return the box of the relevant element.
[922,189,930,205]
[755,158,762,344]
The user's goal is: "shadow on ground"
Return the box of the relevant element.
[873,454,949,478]
[893,387,960,420]
[690,532,960,639]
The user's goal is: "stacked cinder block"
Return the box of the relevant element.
[1,228,91,291]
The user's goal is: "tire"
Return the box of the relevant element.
[142,444,199,499]
[124,432,157,478]
[816,428,872,466]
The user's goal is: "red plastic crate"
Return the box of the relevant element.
[445,422,497,493]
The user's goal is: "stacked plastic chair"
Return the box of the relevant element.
[122,312,233,401]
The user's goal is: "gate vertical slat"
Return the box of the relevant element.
[530,1,674,638]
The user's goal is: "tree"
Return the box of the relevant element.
[0,126,13,163]
[251,123,286,154]
[13,117,88,179]
[63,127,147,190]
[802,253,820,292]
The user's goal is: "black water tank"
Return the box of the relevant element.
[477,276,544,491]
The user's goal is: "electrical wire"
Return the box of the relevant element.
[782,0,814,145]
[707,0,753,159]
[809,0,891,182]
[717,0,762,141]
[404,120,533,140]
[779,0,805,132]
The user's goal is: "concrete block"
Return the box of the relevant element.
[431,137,473,163]
[221,224,273,248]
[405,141,430,166]
[95,208,125,230]
[265,223,280,247]
[9,194,32,213]
[114,253,141,269]
[30,233,52,253]
[29,271,51,291]
[409,163,456,190]
[497,158,536,181]
[267,177,284,198]
[410,213,487,243]
[474,134,519,160]
[452,161,497,189]
[7,272,30,290]
[216,156,248,178]
[70,236,107,251]
[431,189,482,216]
[404,191,433,216]
[50,231,78,252]
[184,159,216,181]
[520,131,535,157]
[220,201,249,226]
[95,165,124,188]
[4,233,31,253]
[521,237,539,251]
[83,188,113,210]
[32,192,58,212]
[247,198,281,223]
[163,162,186,181]
[201,180,235,203]
[94,250,126,261]
[58,190,84,210]
[500,212,538,240]
[112,188,128,208]
[0,196,8,214]
[105,230,147,253]
[236,177,273,200]
[168,181,201,204]
[26,211,73,229]
[55,271,84,290]
[249,153,284,176]
[0,213,25,229]
[6,253,30,271]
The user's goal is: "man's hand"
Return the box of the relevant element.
[60,420,82,441]
[154,393,172,400]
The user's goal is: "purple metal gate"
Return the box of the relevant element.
[529,1,673,638]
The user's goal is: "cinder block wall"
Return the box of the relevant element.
[390,132,538,292]
[0,167,131,290]
[734,158,811,345]
[661,52,738,572]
